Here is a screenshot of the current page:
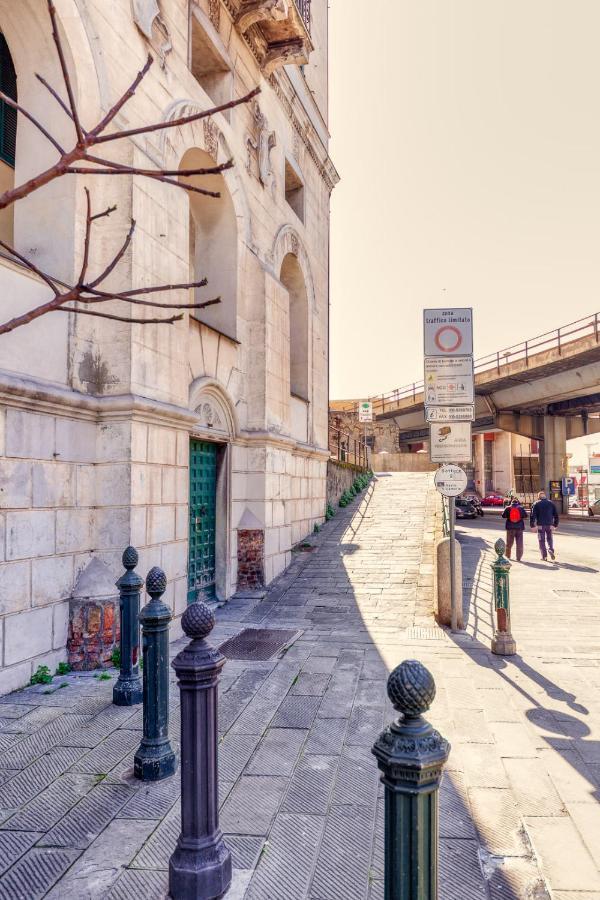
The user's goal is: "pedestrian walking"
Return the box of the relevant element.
[530,490,559,561]
[502,496,527,561]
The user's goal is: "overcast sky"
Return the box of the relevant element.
[329,0,600,400]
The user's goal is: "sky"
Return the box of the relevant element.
[328,0,600,400]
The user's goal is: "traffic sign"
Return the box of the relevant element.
[358,401,373,423]
[424,356,474,405]
[434,465,468,497]
[426,405,475,423]
[430,422,472,463]
[424,308,473,357]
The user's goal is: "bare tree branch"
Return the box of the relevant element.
[55,306,184,325]
[83,154,235,179]
[77,188,93,283]
[93,86,261,145]
[0,89,64,155]
[88,218,136,288]
[90,55,153,137]
[0,239,60,294]
[65,167,222,199]
[35,73,74,120]
[47,1,84,142]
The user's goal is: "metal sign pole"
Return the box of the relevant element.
[449,496,458,633]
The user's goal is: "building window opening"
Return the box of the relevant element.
[284,158,304,223]
[190,13,233,117]
[0,33,16,245]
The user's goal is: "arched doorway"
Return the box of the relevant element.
[188,378,237,602]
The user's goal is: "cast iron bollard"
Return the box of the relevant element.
[491,538,517,656]
[169,601,231,900]
[134,566,177,781]
[372,660,450,900]
[113,546,143,707]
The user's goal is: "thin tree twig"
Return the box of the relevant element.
[78,188,93,283]
[0,239,60,294]
[83,293,221,310]
[86,278,209,299]
[90,204,117,222]
[47,1,84,142]
[83,154,235,178]
[90,55,153,137]
[88,219,136,288]
[93,86,261,144]
[0,90,64,154]
[65,167,221,199]
[35,73,74,120]
[55,306,183,324]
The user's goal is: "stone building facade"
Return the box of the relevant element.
[0,0,337,693]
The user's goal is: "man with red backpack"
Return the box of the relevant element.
[502,496,527,561]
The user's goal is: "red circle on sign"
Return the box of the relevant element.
[434,325,462,353]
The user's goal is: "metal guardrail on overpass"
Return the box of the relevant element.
[360,310,600,416]
[329,424,368,469]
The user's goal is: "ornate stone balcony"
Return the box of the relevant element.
[232,0,313,74]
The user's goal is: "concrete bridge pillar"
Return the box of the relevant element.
[541,416,568,514]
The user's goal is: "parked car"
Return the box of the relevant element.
[455,497,478,519]
[481,493,505,507]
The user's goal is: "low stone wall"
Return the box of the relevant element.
[326,459,364,507]
[371,452,437,473]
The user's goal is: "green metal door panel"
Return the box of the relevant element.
[188,440,218,603]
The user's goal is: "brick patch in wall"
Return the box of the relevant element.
[68,597,119,671]
[237,529,265,591]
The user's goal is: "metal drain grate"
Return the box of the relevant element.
[219,628,300,661]
[405,627,449,641]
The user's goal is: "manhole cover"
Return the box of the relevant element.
[553,590,595,598]
[219,628,300,661]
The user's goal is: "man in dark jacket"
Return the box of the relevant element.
[502,497,527,561]
[530,491,559,561]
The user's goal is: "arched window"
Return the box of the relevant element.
[182,148,238,340]
[0,32,16,244]
[280,252,309,401]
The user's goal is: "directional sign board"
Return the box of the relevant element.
[424,356,474,406]
[358,401,373,423]
[424,308,473,357]
[434,464,468,497]
[426,405,475,423]
[430,422,473,463]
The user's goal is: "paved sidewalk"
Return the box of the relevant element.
[0,473,598,898]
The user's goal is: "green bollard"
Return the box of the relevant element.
[372,660,450,900]
[491,539,517,656]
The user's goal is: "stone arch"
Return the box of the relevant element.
[158,102,252,247]
[189,376,238,441]
[271,224,315,312]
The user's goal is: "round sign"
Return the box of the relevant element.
[434,325,463,353]
[434,464,468,497]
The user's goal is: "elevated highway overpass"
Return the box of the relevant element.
[354,312,600,508]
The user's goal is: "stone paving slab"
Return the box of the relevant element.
[0,475,599,896]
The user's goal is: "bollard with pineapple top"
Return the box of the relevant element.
[491,538,517,656]
[372,660,450,900]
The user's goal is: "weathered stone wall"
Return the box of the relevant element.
[329,408,401,455]
[371,452,437,473]
[326,460,363,507]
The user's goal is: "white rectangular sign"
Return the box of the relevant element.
[424,356,474,405]
[429,422,473,463]
[426,405,475,423]
[424,308,473,357]
[358,401,373,423]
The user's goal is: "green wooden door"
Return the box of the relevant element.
[188,440,218,603]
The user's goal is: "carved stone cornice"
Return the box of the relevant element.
[268,72,340,194]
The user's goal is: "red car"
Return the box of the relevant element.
[481,493,505,507]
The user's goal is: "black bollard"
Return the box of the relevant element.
[169,601,231,900]
[113,546,143,707]
[372,660,450,900]
[134,566,177,782]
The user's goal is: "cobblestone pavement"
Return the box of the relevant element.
[0,474,598,898]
